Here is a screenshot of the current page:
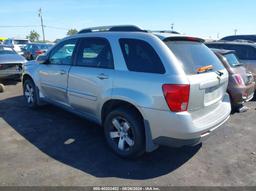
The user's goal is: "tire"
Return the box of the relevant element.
[23,79,39,108]
[0,83,4,93]
[103,107,145,158]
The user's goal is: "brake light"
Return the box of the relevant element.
[35,50,44,55]
[233,74,245,86]
[162,84,190,112]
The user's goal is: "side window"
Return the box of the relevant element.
[119,38,165,74]
[246,46,256,60]
[229,45,247,60]
[27,45,33,51]
[49,39,77,65]
[206,43,221,49]
[76,38,114,69]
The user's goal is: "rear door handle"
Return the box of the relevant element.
[97,73,109,80]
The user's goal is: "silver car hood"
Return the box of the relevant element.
[0,54,26,64]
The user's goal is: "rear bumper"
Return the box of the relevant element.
[0,71,22,79]
[153,114,229,147]
[141,94,231,149]
[229,82,255,104]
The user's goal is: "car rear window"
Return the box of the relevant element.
[223,53,241,67]
[119,38,165,74]
[0,47,16,54]
[14,40,29,45]
[37,44,53,50]
[165,41,224,74]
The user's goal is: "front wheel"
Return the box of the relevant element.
[103,107,145,158]
[23,79,39,108]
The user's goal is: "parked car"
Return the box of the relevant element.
[0,37,7,44]
[211,49,255,111]
[221,35,256,43]
[206,41,256,82]
[23,43,53,60]
[3,38,29,55]
[22,25,231,158]
[0,45,26,80]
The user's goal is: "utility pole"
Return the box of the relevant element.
[38,8,45,42]
[171,23,174,31]
[234,29,238,36]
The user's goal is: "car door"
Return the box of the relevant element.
[38,38,77,106]
[68,37,114,120]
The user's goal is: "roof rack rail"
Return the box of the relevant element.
[78,25,147,34]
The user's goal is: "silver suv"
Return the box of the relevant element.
[23,26,231,158]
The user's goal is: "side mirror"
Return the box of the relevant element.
[36,54,49,64]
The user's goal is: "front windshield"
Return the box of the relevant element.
[0,47,16,55]
[224,53,241,67]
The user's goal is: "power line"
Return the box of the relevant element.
[0,25,39,28]
[44,26,69,30]
[0,25,69,31]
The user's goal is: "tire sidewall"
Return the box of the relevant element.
[104,108,145,158]
[23,79,38,108]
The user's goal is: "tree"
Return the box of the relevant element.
[26,30,40,42]
[67,28,78,36]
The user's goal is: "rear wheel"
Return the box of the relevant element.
[23,79,39,108]
[103,107,145,158]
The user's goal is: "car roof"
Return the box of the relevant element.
[27,43,52,45]
[63,31,158,42]
[206,41,256,47]
[211,48,236,55]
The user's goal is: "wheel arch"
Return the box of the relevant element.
[101,99,158,152]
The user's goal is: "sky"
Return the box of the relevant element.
[1,0,255,41]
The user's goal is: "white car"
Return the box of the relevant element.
[3,38,30,55]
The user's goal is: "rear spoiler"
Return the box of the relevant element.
[163,37,205,43]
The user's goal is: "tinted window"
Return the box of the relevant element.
[222,35,256,42]
[49,39,77,65]
[227,45,256,60]
[37,44,53,50]
[0,47,16,54]
[166,41,224,74]
[13,40,29,45]
[76,38,114,69]
[223,53,241,67]
[246,46,256,60]
[205,43,222,49]
[119,39,165,74]
[206,43,256,60]
[228,45,248,59]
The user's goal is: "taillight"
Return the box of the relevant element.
[233,74,245,86]
[0,64,3,69]
[162,84,190,112]
[35,50,44,55]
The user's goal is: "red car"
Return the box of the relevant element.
[212,49,255,111]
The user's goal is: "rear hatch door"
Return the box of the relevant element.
[164,40,228,111]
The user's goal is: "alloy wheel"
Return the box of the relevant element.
[109,116,135,151]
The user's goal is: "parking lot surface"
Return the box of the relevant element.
[0,81,256,186]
